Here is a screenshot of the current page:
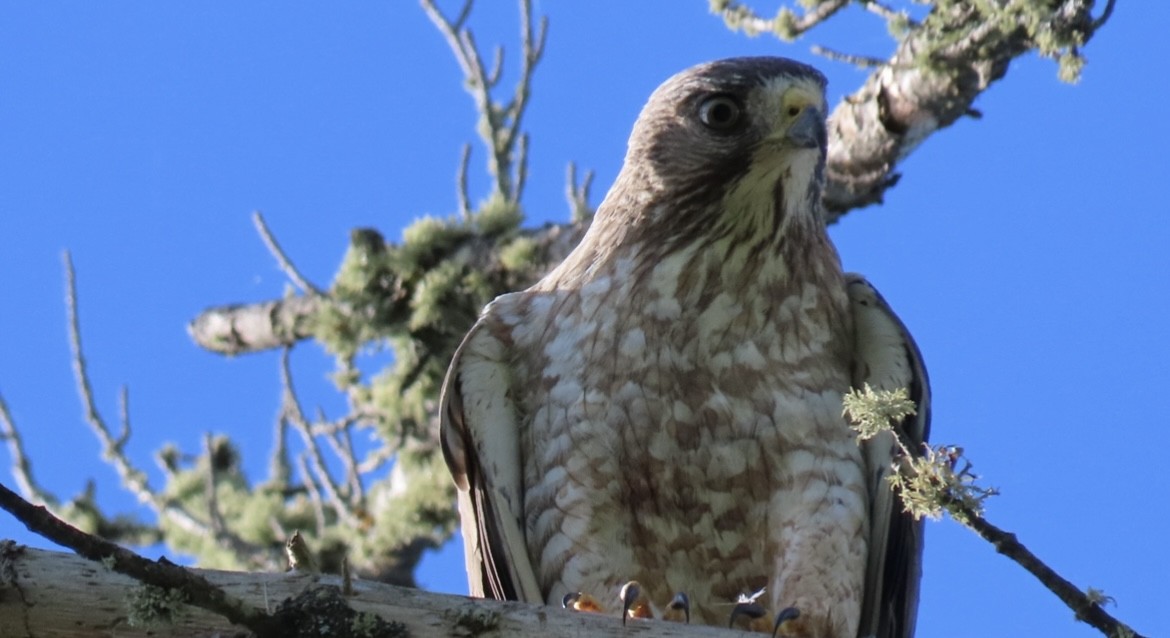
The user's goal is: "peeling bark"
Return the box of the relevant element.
[0,544,768,638]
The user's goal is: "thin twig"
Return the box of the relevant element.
[790,0,850,35]
[951,499,1146,638]
[514,132,530,202]
[313,407,364,507]
[863,0,911,26]
[115,386,131,450]
[295,453,327,537]
[420,0,545,204]
[64,252,261,558]
[714,0,849,40]
[449,0,473,31]
[251,211,323,296]
[267,396,292,486]
[457,143,472,220]
[564,162,595,224]
[64,251,156,507]
[499,0,547,184]
[486,44,504,88]
[0,393,55,505]
[357,445,395,476]
[204,433,227,535]
[1091,0,1116,31]
[337,425,364,504]
[279,350,361,529]
[811,45,887,69]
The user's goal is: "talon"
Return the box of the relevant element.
[771,606,800,638]
[619,580,652,624]
[562,591,603,613]
[729,587,773,632]
[664,591,690,624]
[728,600,767,629]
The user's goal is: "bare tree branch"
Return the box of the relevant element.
[279,350,361,530]
[420,0,545,204]
[565,161,595,224]
[253,211,323,297]
[64,251,157,509]
[811,45,886,69]
[456,143,473,220]
[711,0,850,40]
[950,498,1144,638]
[0,394,54,506]
[64,252,268,558]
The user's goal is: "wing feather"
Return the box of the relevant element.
[847,274,931,638]
[439,308,543,603]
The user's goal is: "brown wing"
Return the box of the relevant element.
[847,274,931,638]
[439,303,543,602]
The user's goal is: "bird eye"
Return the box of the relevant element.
[697,94,743,131]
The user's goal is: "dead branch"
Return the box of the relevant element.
[1,541,775,638]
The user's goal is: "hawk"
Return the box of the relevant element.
[440,57,930,638]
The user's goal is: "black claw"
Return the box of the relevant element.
[667,591,690,624]
[771,606,800,638]
[619,581,641,625]
[728,600,767,628]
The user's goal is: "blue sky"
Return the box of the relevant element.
[1,3,1165,637]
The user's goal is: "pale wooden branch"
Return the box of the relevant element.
[187,293,319,355]
[0,481,276,635]
[1,543,778,638]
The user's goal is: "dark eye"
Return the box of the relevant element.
[697,94,743,131]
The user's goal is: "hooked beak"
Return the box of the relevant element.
[784,106,826,149]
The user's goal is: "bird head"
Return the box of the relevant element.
[602,57,829,256]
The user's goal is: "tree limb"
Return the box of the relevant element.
[949,498,1144,638]
[0,541,778,638]
[0,481,277,635]
[188,220,587,355]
